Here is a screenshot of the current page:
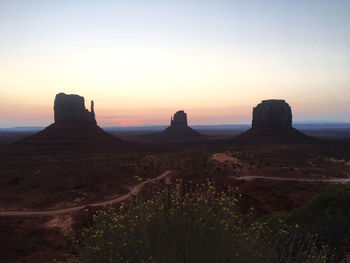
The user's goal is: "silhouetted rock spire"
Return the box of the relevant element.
[161,110,202,140]
[19,92,127,148]
[54,93,96,125]
[170,110,188,127]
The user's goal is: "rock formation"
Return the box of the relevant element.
[54,93,96,125]
[160,110,202,140]
[20,93,127,149]
[252,100,292,128]
[237,99,309,143]
[170,110,188,127]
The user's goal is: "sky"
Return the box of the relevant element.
[0,0,349,127]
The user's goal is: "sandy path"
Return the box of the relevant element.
[236,176,350,183]
[0,170,173,217]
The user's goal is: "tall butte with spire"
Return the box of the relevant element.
[160,110,203,140]
[20,93,126,148]
[237,99,309,142]
[53,93,97,125]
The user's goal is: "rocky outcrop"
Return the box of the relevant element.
[170,110,188,127]
[54,93,96,125]
[160,110,202,140]
[252,100,292,128]
[237,99,309,143]
[19,93,127,149]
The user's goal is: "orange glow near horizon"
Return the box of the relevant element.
[0,1,349,127]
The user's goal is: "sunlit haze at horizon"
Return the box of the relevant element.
[0,0,349,127]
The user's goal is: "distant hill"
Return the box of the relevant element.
[2,122,350,132]
[0,127,45,132]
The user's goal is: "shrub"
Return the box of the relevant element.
[262,185,350,260]
[61,181,332,263]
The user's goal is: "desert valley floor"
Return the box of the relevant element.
[1,127,350,262]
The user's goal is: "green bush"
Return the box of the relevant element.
[293,185,350,249]
[61,181,332,263]
[262,184,350,260]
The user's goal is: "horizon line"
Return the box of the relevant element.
[1,120,350,129]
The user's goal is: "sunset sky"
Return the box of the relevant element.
[1,0,350,127]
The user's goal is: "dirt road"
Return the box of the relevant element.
[0,170,172,217]
[236,176,350,183]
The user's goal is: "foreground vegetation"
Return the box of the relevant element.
[264,184,350,260]
[59,180,334,263]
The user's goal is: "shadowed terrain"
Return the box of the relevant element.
[1,97,350,262]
